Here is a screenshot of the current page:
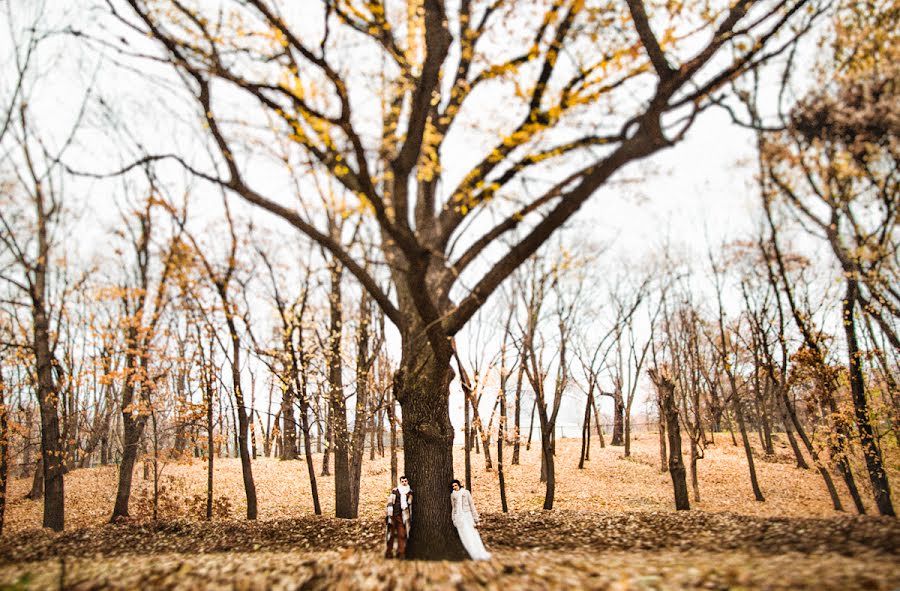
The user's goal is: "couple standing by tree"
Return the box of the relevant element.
[385,476,491,561]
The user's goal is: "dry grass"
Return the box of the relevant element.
[4,432,890,531]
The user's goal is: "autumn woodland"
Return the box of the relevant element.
[0,0,897,589]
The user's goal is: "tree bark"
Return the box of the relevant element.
[844,280,895,516]
[611,389,624,446]
[348,296,373,517]
[281,385,297,460]
[657,397,668,473]
[206,364,214,521]
[777,385,808,470]
[33,278,65,530]
[0,371,8,535]
[579,389,593,469]
[652,371,689,510]
[511,363,524,465]
[396,343,468,561]
[112,402,146,520]
[498,386,509,513]
[729,379,765,502]
[779,384,843,510]
[27,458,43,501]
[222,302,258,520]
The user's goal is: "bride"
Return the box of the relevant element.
[450,479,491,560]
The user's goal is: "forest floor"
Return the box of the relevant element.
[1,434,898,589]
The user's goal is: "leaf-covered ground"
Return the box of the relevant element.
[1,511,898,590]
[2,436,898,589]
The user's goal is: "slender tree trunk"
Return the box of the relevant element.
[653,372,689,510]
[112,407,146,520]
[624,410,632,457]
[578,390,592,469]
[206,366,214,521]
[369,404,377,462]
[325,262,352,518]
[844,281,895,516]
[223,310,258,520]
[657,401,668,473]
[526,398,536,452]
[498,386,508,513]
[33,296,65,530]
[0,372,8,535]
[780,385,843,510]
[472,402,493,470]
[281,386,297,460]
[320,401,331,477]
[538,412,555,509]
[22,411,33,478]
[829,406,866,513]
[593,398,606,448]
[778,388,808,470]
[377,405,386,458]
[729,381,765,502]
[689,437,700,503]
[727,411,738,446]
[264,389,273,458]
[299,401,322,515]
[112,342,151,522]
[348,298,372,517]
[512,363,524,465]
[464,389,472,491]
[151,410,159,521]
[611,391,624,446]
[387,388,398,488]
[27,458,43,501]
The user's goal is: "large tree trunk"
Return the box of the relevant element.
[396,340,467,561]
[844,280,895,516]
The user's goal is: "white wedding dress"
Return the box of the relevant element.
[451,488,491,560]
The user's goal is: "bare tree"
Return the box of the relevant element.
[104,0,823,558]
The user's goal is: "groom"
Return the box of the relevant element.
[385,475,413,559]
